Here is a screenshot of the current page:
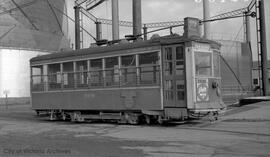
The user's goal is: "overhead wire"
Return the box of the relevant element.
[49,2,97,41]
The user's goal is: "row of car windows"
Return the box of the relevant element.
[31,52,160,91]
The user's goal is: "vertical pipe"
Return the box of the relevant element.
[199,23,203,38]
[112,0,119,40]
[244,14,253,90]
[244,13,253,90]
[95,21,102,41]
[74,6,81,50]
[245,15,251,43]
[133,0,142,37]
[143,24,147,40]
[203,0,210,39]
[170,27,173,35]
[259,0,269,96]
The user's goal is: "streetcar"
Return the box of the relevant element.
[30,18,225,124]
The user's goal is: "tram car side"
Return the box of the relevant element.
[30,34,225,124]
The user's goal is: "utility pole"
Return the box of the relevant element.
[259,0,269,96]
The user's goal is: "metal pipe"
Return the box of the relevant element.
[245,15,251,43]
[203,0,210,39]
[143,24,147,40]
[259,0,269,96]
[95,21,102,41]
[111,0,119,40]
[132,0,142,37]
[74,5,81,50]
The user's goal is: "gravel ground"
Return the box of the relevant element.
[0,102,269,157]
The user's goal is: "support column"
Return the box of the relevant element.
[43,65,48,91]
[87,60,91,87]
[102,58,106,87]
[112,0,119,40]
[60,63,63,89]
[259,0,269,96]
[118,56,122,87]
[73,62,77,89]
[74,6,81,50]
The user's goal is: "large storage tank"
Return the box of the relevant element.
[217,40,253,103]
[219,40,252,88]
[0,0,70,103]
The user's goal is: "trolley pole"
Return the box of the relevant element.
[74,5,81,50]
[259,0,269,96]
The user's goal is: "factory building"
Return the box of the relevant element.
[0,0,70,104]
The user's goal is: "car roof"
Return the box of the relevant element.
[30,35,220,63]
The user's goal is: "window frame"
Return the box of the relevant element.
[213,51,221,78]
[194,51,213,77]
[31,50,162,92]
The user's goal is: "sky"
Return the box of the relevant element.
[66,0,270,60]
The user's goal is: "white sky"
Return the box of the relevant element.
[66,0,270,60]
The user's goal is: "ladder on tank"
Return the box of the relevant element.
[255,0,262,95]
